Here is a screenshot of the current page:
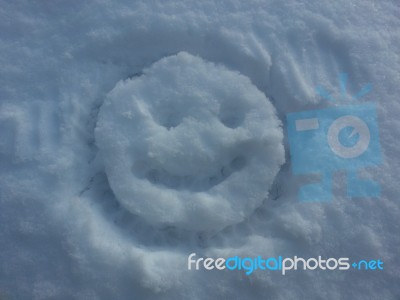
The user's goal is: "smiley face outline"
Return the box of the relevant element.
[95,52,284,232]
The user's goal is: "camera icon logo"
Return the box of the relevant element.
[286,74,382,201]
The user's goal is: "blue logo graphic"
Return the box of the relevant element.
[286,74,382,201]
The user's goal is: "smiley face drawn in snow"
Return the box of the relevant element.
[95,52,284,231]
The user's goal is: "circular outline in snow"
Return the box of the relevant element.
[95,52,284,231]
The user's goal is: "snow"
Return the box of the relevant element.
[1,0,399,299]
[95,52,284,231]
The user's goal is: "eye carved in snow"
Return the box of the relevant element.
[95,52,284,232]
[219,109,245,129]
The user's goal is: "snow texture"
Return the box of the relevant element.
[0,0,399,299]
[96,52,284,231]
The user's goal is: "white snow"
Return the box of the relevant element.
[95,52,284,231]
[0,0,399,299]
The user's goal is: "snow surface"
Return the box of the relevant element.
[96,52,284,231]
[0,0,400,299]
